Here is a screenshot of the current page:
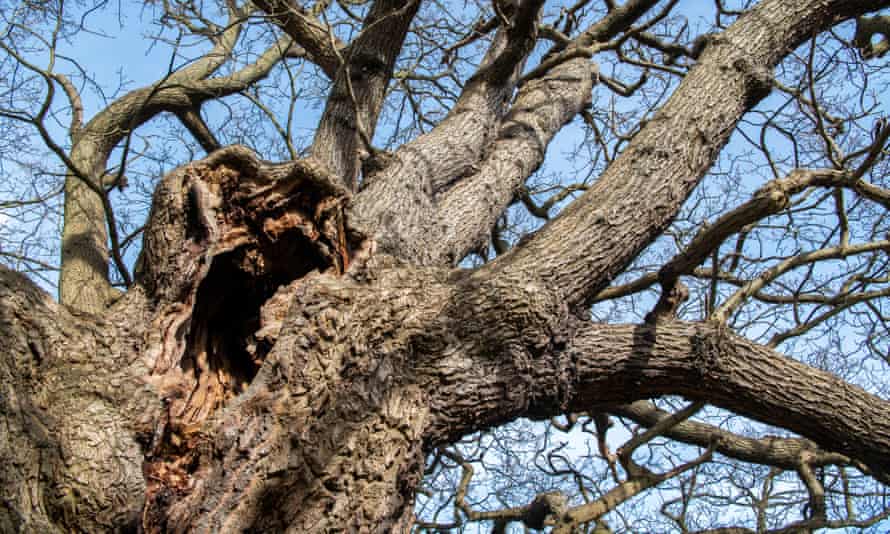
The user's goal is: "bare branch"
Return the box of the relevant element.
[253,0,344,77]
[175,108,221,154]
[485,0,887,309]
[854,14,890,58]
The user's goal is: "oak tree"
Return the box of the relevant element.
[2,0,890,531]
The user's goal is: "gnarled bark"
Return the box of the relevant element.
[4,0,890,532]
[0,266,159,533]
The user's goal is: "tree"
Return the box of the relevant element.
[2,0,890,531]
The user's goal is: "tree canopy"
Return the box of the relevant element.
[2,0,890,532]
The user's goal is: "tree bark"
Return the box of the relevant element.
[59,146,117,313]
[307,0,421,190]
[0,266,158,533]
[5,0,890,532]
[492,0,890,307]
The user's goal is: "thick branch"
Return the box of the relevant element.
[485,0,890,308]
[59,31,294,313]
[176,108,221,153]
[351,0,556,262]
[426,58,594,264]
[307,0,421,189]
[351,0,673,265]
[854,15,890,58]
[253,0,344,77]
[424,320,890,483]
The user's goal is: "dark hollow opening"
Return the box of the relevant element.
[179,229,330,419]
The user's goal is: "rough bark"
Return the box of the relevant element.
[492,0,890,307]
[252,0,345,78]
[308,0,421,190]
[59,148,118,313]
[423,319,890,480]
[0,266,159,533]
[350,0,546,262]
[8,216,890,531]
[4,0,890,532]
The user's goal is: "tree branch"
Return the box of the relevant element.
[854,14,890,58]
[612,401,864,473]
[253,0,345,78]
[424,319,890,484]
[176,108,221,154]
[58,26,294,312]
[350,0,546,259]
[483,0,890,310]
[307,0,421,189]
[714,239,890,322]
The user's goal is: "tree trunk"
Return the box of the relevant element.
[5,141,890,532]
[59,142,118,314]
[5,0,890,532]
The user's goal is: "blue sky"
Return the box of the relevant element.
[2,1,889,530]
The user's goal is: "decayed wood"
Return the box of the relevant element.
[4,0,890,532]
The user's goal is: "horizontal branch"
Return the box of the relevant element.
[423,319,890,483]
[612,401,861,472]
[714,239,890,321]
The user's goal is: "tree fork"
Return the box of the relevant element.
[5,0,890,531]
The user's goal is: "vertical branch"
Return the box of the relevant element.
[798,455,827,521]
[308,0,421,189]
